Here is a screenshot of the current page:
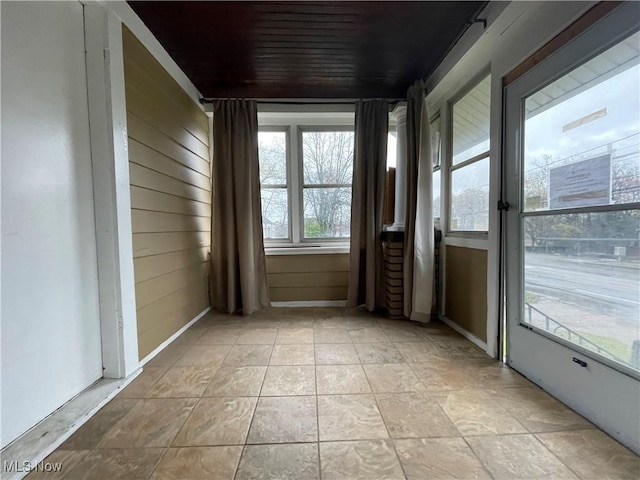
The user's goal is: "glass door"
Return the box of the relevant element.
[504,4,640,453]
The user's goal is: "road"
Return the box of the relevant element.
[524,253,640,324]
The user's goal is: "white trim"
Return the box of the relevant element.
[139,307,211,367]
[439,314,490,355]
[271,300,347,308]
[104,0,203,108]
[265,246,349,256]
[443,236,488,250]
[0,371,141,480]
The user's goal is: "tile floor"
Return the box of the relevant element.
[29,307,639,479]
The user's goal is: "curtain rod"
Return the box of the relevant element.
[199,98,403,105]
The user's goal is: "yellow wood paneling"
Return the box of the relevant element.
[269,286,348,302]
[129,138,210,183]
[124,26,211,360]
[266,254,349,273]
[122,26,208,143]
[129,163,211,204]
[135,262,208,309]
[130,210,210,234]
[268,271,348,288]
[133,232,210,258]
[133,247,209,284]
[130,186,211,217]
[445,246,487,342]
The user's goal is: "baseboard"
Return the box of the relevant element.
[0,371,141,480]
[140,307,211,367]
[438,314,490,355]
[270,300,347,307]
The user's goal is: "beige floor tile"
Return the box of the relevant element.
[314,328,352,343]
[59,399,138,449]
[146,366,216,398]
[316,365,371,394]
[382,327,426,343]
[349,328,391,343]
[116,366,168,399]
[97,398,196,448]
[395,437,491,480]
[63,448,164,480]
[355,343,405,363]
[261,366,316,396]
[394,342,439,363]
[282,307,317,320]
[25,450,88,479]
[195,328,243,345]
[236,443,319,480]
[315,343,360,364]
[270,344,315,365]
[436,390,527,436]
[247,396,317,444]
[318,394,388,441]
[223,344,273,366]
[173,397,257,446]
[279,318,314,328]
[244,319,282,329]
[203,366,266,397]
[276,328,314,344]
[492,387,593,433]
[363,364,426,393]
[173,326,207,346]
[466,433,579,479]
[150,446,243,480]
[145,344,189,367]
[432,340,488,359]
[314,317,349,328]
[320,440,404,480]
[237,329,278,344]
[537,430,640,479]
[313,307,344,321]
[466,363,530,389]
[410,360,476,391]
[376,393,459,438]
[174,345,230,368]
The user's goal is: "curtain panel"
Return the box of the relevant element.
[348,100,389,310]
[404,82,434,320]
[210,100,270,315]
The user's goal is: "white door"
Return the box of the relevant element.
[1,1,103,447]
[504,4,640,453]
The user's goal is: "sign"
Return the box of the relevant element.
[549,154,611,209]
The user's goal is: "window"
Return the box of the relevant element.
[431,114,442,223]
[258,123,354,244]
[449,75,491,232]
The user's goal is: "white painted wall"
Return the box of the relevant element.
[1,1,103,448]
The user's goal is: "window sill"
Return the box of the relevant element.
[265,244,350,255]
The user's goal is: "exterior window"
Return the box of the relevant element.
[301,130,354,239]
[431,114,442,223]
[258,124,354,244]
[449,75,491,232]
[258,130,289,240]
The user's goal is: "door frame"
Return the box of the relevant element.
[502,2,640,453]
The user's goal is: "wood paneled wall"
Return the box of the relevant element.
[266,254,349,302]
[123,26,211,360]
[444,246,487,341]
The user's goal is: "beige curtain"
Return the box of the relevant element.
[210,100,270,315]
[347,100,389,310]
[404,81,433,320]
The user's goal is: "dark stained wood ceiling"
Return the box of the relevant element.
[127,1,487,99]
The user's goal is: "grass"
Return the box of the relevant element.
[557,331,633,362]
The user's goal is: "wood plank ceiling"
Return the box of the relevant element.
[127,1,487,99]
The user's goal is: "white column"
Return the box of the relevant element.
[392,103,407,230]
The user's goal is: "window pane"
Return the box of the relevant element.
[387,131,397,169]
[261,187,288,239]
[450,157,489,231]
[524,31,640,212]
[302,131,354,185]
[523,210,640,373]
[452,76,491,165]
[433,169,441,220]
[303,187,351,238]
[431,116,441,167]
[258,131,287,185]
